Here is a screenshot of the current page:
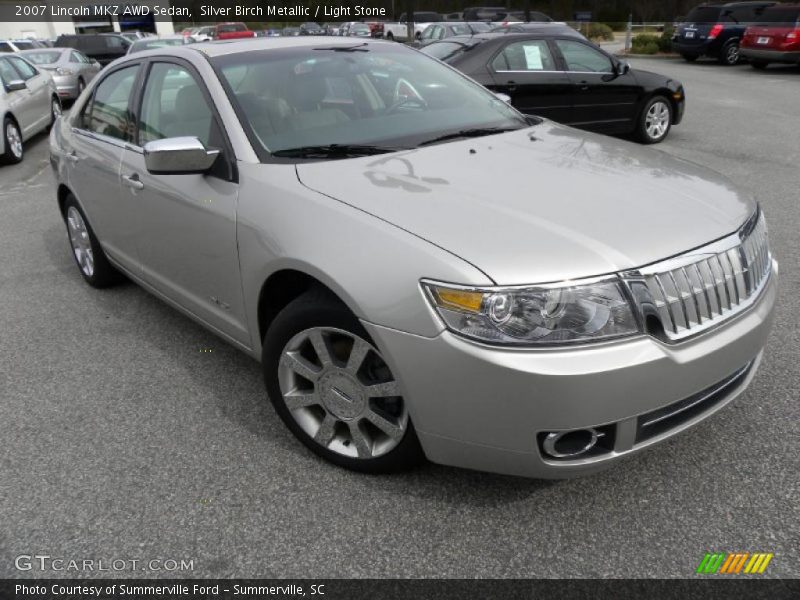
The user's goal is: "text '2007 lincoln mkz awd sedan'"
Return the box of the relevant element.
[49,38,777,478]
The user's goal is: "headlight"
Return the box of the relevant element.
[55,67,74,76]
[422,278,640,346]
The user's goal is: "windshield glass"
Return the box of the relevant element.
[213,43,526,159]
[20,50,61,64]
[757,8,800,25]
[685,7,723,22]
[130,38,185,53]
[13,41,35,50]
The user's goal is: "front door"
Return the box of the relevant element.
[120,60,248,345]
[6,56,50,135]
[486,38,574,123]
[553,39,641,133]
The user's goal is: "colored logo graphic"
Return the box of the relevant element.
[697,552,774,574]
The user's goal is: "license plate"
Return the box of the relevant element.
[757,36,770,44]
[685,30,696,38]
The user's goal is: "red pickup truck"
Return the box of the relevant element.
[212,22,256,40]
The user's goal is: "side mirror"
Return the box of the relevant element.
[616,61,631,76]
[6,79,26,92]
[143,137,220,175]
[494,92,512,104]
[92,61,101,68]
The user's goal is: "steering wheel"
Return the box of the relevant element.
[386,78,428,114]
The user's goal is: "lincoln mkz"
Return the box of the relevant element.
[49,38,777,478]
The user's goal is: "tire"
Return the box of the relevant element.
[48,96,62,130]
[63,194,123,288]
[636,95,673,144]
[77,78,86,95]
[719,40,740,65]
[385,31,394,41]
[2,117,23,164]
[263,289,425,473]
[681,53,698,63]
[750,61,768,70]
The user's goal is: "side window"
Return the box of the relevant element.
[138,62,221,149]
[555,40,613,73]
[7,57,37,80]
[70,51,82,63]
[82,65,140,140]
[0,58,18,85]
[105,36,128,49]
[0,42,12,53]
[492,40,556,71]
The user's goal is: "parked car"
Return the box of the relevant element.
[383,12,444,41]
[120,31,152,42]
[128,35,196,54]
[282,27,301,37]
[17,48,101,100]
[741,4,800,67]
[0,54,59,163]
[492,21,573,34]
[55,33,132,66]
[322,23,341,36]
[423,32,684,143]
[672,1,777,65]
[299,23,325,36]
[346,23,372,38]
[415,22,492,47]
[208,23,256,40]
[189,26,215,42]
[49,38,776,479]
[0,39,44,53]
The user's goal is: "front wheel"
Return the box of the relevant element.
[63,194,123,288]
[636,96,673,144]
[263,290,425,473]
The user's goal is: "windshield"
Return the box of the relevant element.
[20,50,61,64]
[757,8,800,25]
[213,43,526,159]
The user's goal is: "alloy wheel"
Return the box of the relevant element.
[52,99,62,121]
[66,206,94,277]
[278,327,408,459]
[726,44,739,65]
[645,101,670,141]
[6,122,22,159]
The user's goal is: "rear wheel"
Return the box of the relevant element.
[2,117,23,164]
[636,95,672,144]
[719,40,740,65]
[263,289,425,473]
[63,194,123,288]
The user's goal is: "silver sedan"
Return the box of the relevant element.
[17,48,100,100]
[49,38,778,478]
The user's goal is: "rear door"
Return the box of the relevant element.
[66,63,142,269]
[120,59,248,345]
[553,38,640,133]
[486,37,573,122]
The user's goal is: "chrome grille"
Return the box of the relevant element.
[623,211,771,341]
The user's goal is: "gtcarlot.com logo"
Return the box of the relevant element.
[15,554,194,573]
[697,552,774,574]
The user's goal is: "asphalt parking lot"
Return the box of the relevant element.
[1,58,798,579]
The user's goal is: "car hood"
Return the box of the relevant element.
[295,121,754,285]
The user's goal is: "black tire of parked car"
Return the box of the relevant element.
[262,288,426,473]
[636,95,673,145]
[77,78,85,95]
[385,31,394,40]
[681,54,698,62]
[48,97,61,131]
[2,116,23,164]
[62,193,124,288]
[719,40,740,65]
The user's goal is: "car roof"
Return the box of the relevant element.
[185,37,397,58]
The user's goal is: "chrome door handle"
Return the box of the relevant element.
[65,151,79,163]
[122,174,144,190]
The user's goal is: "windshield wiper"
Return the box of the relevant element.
[271,144,404,159]
[418,127,523,147]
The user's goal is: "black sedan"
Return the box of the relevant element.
[422,33,685,143]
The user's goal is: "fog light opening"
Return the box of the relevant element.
[542,428,602,459]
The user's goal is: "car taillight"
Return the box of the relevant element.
[708,24,724,39]
[787,29,799,41]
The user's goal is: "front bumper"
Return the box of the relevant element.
[741,48,800,64]
[364,263,778,478]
